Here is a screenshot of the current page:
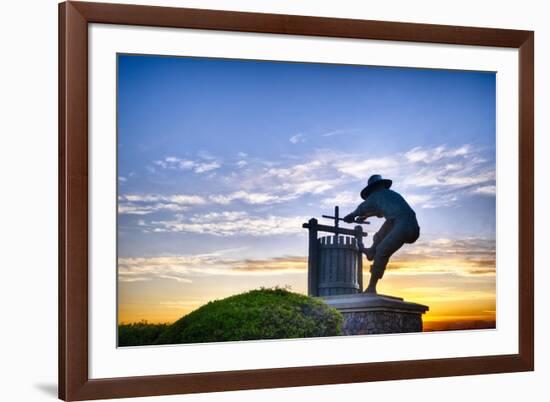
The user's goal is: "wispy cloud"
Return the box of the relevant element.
[119,252,225,283]
[118,251,307,283]
[335,156,398,180]
[321,191,357,208]
[152,156,221,174]
[314,144,493,209]
[118,194,207,215]
[195,161,221,173]
[128,143,494,217]
[149,211,307,236]
[119,190,299,215]
[256,158,344,198]
[333,144,494,208]
[122,194,206,204]
[404,145,470,163]
[321,129,359,137]
[474,185,496,196]
[289,133,306,144]
[388,237,496,277]
[208,191,292,205]
[396,236,495,259]
[400,194,432,207]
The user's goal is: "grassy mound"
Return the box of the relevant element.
[118,321,168,347]
[156,288,343,345]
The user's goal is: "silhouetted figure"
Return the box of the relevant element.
[343,175,420,293]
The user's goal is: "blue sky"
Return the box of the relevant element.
[117,54,496,324]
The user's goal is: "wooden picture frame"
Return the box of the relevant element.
[59,1,534,400]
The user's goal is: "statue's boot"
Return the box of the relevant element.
[364,274,378,294]
[364,284,377,293]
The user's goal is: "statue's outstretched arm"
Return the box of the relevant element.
[344,200,377,223]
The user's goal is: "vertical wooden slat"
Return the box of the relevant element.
[346,239,352,292]
[318,237,327,296]
[307,218,318,296]
[343,240,348,290]
[355,226,364,291]
[336,240,342,289]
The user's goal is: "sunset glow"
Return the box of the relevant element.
[118,251,495,327]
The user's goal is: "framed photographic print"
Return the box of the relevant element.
[59,1,534,400]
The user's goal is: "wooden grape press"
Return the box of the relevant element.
[302,206,369,297]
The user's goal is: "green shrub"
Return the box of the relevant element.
[156,288,343,345]
[118,320,168,347]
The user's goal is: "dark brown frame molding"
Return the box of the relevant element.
[59,1,534,400]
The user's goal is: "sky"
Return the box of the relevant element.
[117,54,496,329]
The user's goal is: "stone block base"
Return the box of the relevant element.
[323,293,429,335]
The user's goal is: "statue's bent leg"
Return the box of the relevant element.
[372,219,394,249]
[370,226,407,279]
[365,219,419,293]
[365,219,394,261]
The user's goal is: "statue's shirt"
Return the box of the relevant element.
[354,188,417,222]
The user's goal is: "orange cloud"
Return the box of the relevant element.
[231,256,307,272]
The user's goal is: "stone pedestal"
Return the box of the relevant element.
[323,293,429,335]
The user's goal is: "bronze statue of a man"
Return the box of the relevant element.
[343,174,420,294]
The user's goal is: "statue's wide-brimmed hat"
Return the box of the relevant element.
[360,174,392,200]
